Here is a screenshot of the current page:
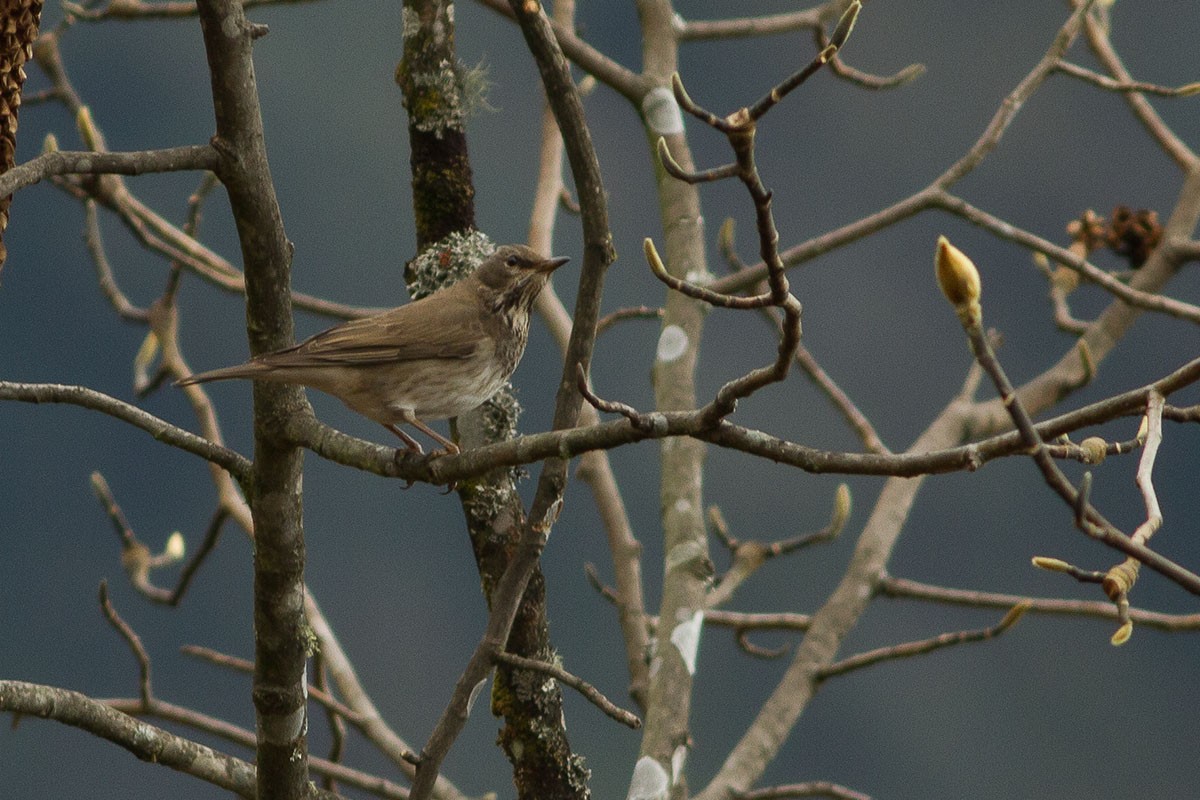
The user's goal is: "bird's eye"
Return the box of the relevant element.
[506,255,519,267]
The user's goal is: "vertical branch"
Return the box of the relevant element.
[411,1,614,796]
[397,3,590,798]
[195,3,309,799]
[634,0,711,791]
[396,0,475,248]
[528,0,652,710]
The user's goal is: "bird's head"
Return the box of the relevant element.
[475,244,570,314]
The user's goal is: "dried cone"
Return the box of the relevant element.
[0,0,43,277]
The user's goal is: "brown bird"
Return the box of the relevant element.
[177,244,569,455]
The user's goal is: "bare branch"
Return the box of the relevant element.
[675,6,824,42]
[195,2,310,796]
[180,645,369,726]
[0,144,218,197]
[0,681,258,798]
[1056,60,1200,97]
[739,782,873,800]
[933,192,1200,324]
[596,305,663,335]
[99,695,405,799]
[82,200,150,322]
[818,604,1030,680]
[64,0,318,18]
[410,1,615,794]
[708,610,811,631]
[90,471,187,603]
[0,381,251,480]
[292,353,1200,504]
[1082,13,1198,169]
[493,651,642,730]
[740,781,872,800]
[98,581,153,703]
[878,575,1200,631]
[735,630,791,660]
[937,240,1200,597]
[745,1,860,122]
[29,35,384,320]
[476,0,645,102]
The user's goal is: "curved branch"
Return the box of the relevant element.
[64,0,319,18]
[0,680,258,798]
[879,575,1200,631]
[0,381,251,481]
[1082,13,1197,170]
[293,353,1200,489]
[476,0,645,102]
[0,145,218,197]
[675,6,824,42]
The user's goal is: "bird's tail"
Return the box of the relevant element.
[175,361,270,386]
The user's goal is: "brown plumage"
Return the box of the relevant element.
[177,244,569,455]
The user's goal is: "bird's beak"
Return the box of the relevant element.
[536,255,570,273]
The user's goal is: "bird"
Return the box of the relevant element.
[177,244,569,456]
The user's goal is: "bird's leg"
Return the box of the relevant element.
[385,423,425,455]
[400,412,461,456]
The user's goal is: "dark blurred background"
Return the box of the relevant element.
[2,2,1199,798]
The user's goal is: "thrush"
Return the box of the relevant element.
[177,244,569,455]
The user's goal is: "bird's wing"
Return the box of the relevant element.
[258,296,487,368]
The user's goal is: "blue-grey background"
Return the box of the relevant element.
[3,2,1199,798]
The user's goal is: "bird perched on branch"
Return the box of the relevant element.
[178,244,569,455]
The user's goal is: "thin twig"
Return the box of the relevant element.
[1082,14,1198,170]
[180,645,367,725]
[0,145,219,197]
[818,604,1029,680]
[815,20,925,90]
[0,680,258,798]
[0,381,250,481]
[706,485,850,609]
[739,781,872,800]
[879,574,1200,631]
[83,200,149,322]
[745,1,861,122]
[596,305,663,335]
[735,630,791,660]
[64,0,319,19]
[706,610,811,631]
[98,581,152,704]
[674,5,824,42]
[169,509,229,606]
[313,654,347,795]
[493,651,641,729]
[1055,60,1200,97]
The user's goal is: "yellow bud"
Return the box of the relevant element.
[1079,436,1107,465]
[75,106,101,150]
[830,483,852,534]
[935,236,982,325]
[42,132,59,153]
[999,601,1031,629]
[133,330,160,394]
[1110,621,1133,646]
[164,531,186,562]
[1031,556,1071,573]
[718,217,736,254]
